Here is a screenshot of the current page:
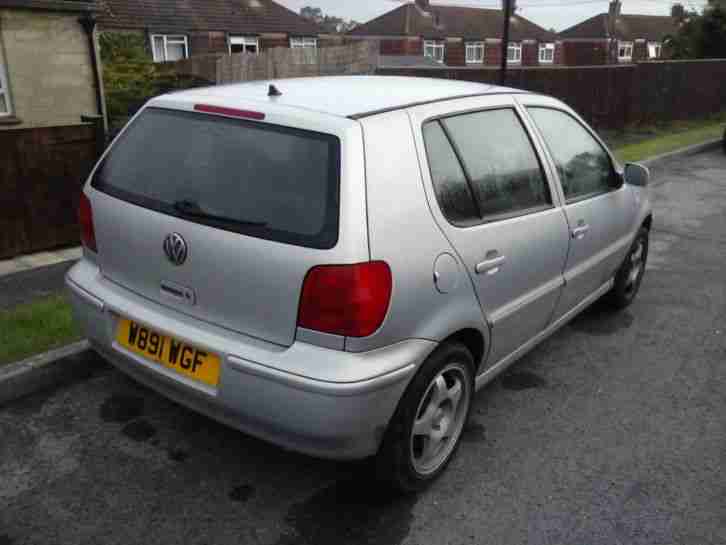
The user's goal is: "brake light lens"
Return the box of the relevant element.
[297,261,392,338]
[194,104,265,120]
[78,192,97,252]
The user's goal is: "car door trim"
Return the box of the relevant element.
[476,278,614,391]
[488,274,565,325]
[564,230,632,284]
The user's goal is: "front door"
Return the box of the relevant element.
[410,96,570,366]
[523,104,635,319]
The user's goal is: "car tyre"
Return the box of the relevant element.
[606,227,649,309]
[375,342,474,493]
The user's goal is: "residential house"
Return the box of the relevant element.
[0,1,106,260]
[0,0,104,129]
[96,0,328,62]
[559,1,680,65]
[349,0,562,67]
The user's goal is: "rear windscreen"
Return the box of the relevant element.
[92,107,340,249]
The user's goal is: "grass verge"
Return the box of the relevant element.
[609,116,725,164]
[0,295,81,367]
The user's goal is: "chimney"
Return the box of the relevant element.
[415,0,430,11]
[608,0,622,18]
[671,3,685,19]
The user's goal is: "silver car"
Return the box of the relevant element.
[67,76,651,491]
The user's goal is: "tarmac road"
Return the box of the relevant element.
[1,150,725,545]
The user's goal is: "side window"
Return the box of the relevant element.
[528,107,618,202]
[422,121,479,225]
[441,109,551,219]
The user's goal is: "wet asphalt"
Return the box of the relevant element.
[1,150,725,545]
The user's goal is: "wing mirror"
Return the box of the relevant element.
[624,162,650,187]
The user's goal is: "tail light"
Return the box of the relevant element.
[297,261,392,338]
[78,192,97,253]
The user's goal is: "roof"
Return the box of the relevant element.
[0,0,97,12]
[350,2,556,42]
[164,76,519,119]
[559,13,678,41]
[97,0,323,35]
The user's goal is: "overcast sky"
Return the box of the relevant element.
[278,0,700,32]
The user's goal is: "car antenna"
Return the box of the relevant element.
[268,84,282,97]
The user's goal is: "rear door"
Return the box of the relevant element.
[88,100,368,347]
[410,95,570,366]
[521,99,635,319]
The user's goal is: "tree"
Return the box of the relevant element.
[300,6,359,33]
[666,3,726,58]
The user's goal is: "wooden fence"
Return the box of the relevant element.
[172,41,379,85]
[377,59,726,131]
[0,123,101,260]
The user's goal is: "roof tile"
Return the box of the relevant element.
[350,3,556,42]
[97,0,323,35]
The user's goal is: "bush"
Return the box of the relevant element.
[100,32,211,129]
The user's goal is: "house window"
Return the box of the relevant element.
[229,36,259,55]
[0,60,11,116]
[151,35,189,63]
[617,41,633,62]
[465,42,485,64]
[507,42,522,63]
[290,37,318,64]
[648,42,662,59]
[539,42,555,64]
[424,40,445,63]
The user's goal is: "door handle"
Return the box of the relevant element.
[475,255,507,275]
[571,224,590,239]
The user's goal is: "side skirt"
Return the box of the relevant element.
[475,278,614,391]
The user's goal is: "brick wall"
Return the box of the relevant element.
[380,38,423,56]
[261,36,289,51]
[445,40,465,67]
[485,42,502,66]
[377,59,726,131]
[190,31,227,55]
[562,40,610,66]
[0,9,99,130]
[554,42,565,65]
[522,42,538,66]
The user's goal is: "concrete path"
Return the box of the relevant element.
[1,151,725,545]
[0,247,81,278]
[0,247,81,310]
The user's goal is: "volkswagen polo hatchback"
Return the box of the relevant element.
[67,76,652,491]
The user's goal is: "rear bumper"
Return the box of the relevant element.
[66,260,433,460]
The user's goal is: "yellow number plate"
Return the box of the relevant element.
[116,319,221,387]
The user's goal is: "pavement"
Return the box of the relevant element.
[0,247,81,278]
[1,150,725,545]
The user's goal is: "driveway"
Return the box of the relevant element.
[1,150,725,545]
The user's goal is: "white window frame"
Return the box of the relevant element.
[229,36,259,55]
[0,59,11,117]
[647,41,662,59]
[465,42,485,64]
[424,40,446,63]
[617,41,633,62]
[290,37,318,49]
[290,37,318,64]
[507,42,522,63]
[538,42,555,64]
[151,34,189,63]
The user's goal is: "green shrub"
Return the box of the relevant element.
[100,32,212,129]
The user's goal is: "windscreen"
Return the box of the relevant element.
[92,107,340,249]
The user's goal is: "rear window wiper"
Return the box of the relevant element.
[172,200,267,227]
